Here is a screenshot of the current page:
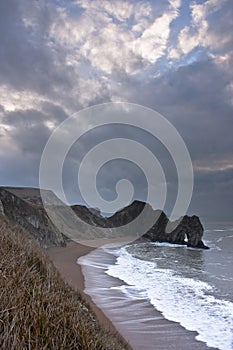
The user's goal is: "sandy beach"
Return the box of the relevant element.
[47,241,217,350]
[46,241,131,349]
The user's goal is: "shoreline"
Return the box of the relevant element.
[46,241,132,350]
[78,246,218,350]
[47,241,217,350]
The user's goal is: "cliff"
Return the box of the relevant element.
[0,187,208,249]
[0,187,66,247]
[107,200,209,249]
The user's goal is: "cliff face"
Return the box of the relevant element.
[107,201,209,249]
[71,205,110,228]
[0,187,66,248]
[143,211,208,249]
[0,187,208,249]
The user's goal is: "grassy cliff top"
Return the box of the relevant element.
[0,215,127,350]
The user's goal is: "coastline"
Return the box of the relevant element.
[46,241,132,350]
[47,241,217,350]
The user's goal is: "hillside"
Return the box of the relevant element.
[0,187,67,247]
[0,215,127,350]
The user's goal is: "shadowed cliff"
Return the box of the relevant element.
[0,187,209,249]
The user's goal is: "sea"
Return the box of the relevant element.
[79,222,233,350]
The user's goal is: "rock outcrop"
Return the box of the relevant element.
[0,187,209,249]
[144,211,208,249]
[107,200,209,249]
[0,187,67,247]
[71,204,110,228]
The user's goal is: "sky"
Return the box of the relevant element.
[0,0,232,221]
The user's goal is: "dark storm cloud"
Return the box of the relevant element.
[2,104,69,154]
[0,0,50,91]
[192,168,233,220]
[0,151,40,187]
[0,104,69,187]
[111,56,233,219]
[0,0,232,220]
[0,0,76,98]
[60,123,178,212]
[124,58,233,163]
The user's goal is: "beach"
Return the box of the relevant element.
[46,241,130,348]
[47,240,219,350]
[46,242,122,335]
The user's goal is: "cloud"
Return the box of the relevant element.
[132,10,179,64]
[193,158,233,172]
[49,0,180,75]
[0,85,50,112]
[0,0,232,219]
[171,0,232,61]
[192,168,233,220]
[116,57,233,181]
[77,0,134,22]
[0,0,55,92]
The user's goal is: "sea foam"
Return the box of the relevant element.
[106,246,233,350]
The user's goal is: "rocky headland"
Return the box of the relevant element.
[0,187,209,249]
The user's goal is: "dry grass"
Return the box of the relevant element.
[0,215,127,350]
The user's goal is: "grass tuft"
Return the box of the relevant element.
[0,215,127,349]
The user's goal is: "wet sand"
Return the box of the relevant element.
[47,241,217,350]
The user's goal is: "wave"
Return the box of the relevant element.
[107,247,233,350]
[205,228,233,233]
[150,242,186,248]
